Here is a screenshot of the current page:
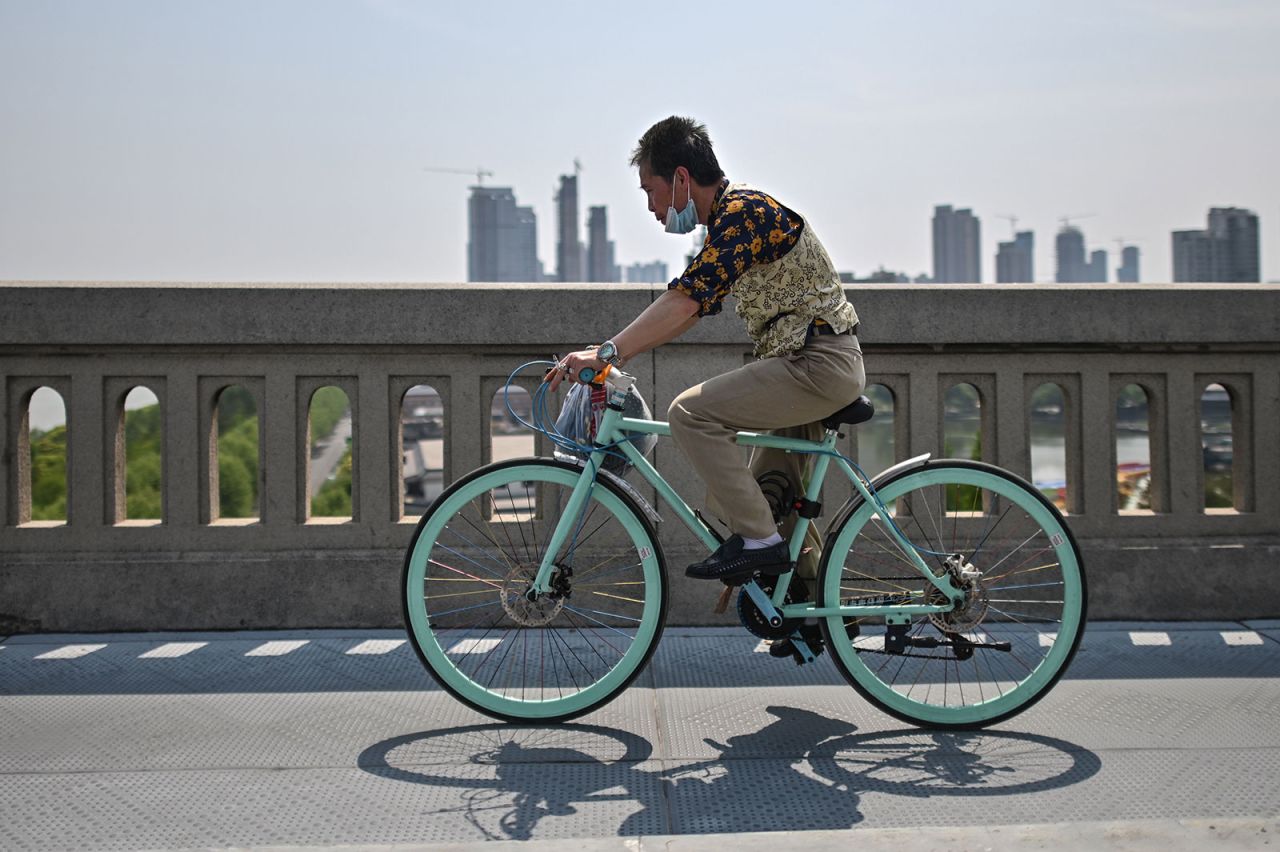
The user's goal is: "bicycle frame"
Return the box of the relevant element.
[529,391,964,620]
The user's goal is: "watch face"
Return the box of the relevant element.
[598,341,617,362]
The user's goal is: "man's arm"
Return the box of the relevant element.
[548,289,699,390]
[612,288,700,363]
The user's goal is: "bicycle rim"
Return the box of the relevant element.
[820,460,1086,728]
[403,459,666,722]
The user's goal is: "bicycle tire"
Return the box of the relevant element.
[818,459,1086,729]
[402,458,667,722]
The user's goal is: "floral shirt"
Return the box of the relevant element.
[668,181,804,317]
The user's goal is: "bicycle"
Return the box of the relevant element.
[402,364,1087,729]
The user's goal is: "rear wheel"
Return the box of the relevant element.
[818,460,1086,729]
[403,458,667,722]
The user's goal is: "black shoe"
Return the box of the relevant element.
[769,622,826,665]
[685,535,791,583]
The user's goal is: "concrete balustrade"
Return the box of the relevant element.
[2,281,1278,632]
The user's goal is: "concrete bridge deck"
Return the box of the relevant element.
[2,622,1278,850]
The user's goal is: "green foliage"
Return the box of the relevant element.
[123,403,163,519]
[309,386,350,444]
[1205,473,1233,509]
[312,449,353,517]
[943,429,983,511]
[30,426,67,521]
[218,416,259,518]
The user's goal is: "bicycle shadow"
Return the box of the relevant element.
[357,706,1101,841]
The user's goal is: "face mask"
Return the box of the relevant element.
[664,172,698,234]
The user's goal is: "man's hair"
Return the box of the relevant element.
[630,116,725,186]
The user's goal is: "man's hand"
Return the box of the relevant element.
[545,347,604,392]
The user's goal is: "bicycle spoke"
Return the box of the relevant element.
[822,462,1083,726]
[406,461,663,719]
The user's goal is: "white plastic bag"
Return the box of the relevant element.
[553,381,656,476]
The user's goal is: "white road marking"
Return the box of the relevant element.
[346,639,406,655]
[245,640,309,657]
[35,644,107,660]
[140,642,208,659]
[1221,631,1264,646]
[1039,632,1058,647]
[447,638,501,654]
[753,640,770,653]
[1129,631,1171,646]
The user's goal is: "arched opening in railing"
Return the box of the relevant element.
[489,385,534,521]
[1200,382,1233,511]
[943,382,983,511]
[859,383,895,477]
[25,387,67,525]
[1115,383,1152,512]
[214,385,260,522]
[1029,382,1067,512]
[309,386,353,519]
[121,386,162,522]
[401,383,445,520]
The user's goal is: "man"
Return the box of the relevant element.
[550,115,865,589]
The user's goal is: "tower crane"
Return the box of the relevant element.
[423,166,494,185]
[997,214,1020,237]
[1058,213,1096,230]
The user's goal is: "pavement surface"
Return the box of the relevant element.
[2,621,1278,851]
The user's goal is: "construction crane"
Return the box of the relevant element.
[997,214,1020,236]
[1058,213,1096,230]
[423,166,494,185]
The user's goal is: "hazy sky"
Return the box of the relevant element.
[2,0,1278,285]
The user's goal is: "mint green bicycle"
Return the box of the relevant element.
[402,366,1086,729]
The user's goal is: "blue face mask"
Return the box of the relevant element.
[664,172,698,234]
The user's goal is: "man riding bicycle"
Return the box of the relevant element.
[550,115,865,590]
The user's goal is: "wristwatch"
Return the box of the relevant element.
[596,339,623,367]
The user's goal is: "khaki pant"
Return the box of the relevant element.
[668,334,866,591]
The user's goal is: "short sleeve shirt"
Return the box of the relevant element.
[668,181,804,317]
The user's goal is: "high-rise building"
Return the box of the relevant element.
[467,187,539,282]
[1055,227,1085,283]
[1173,207,1260,282]
[556,173,583,282]
[586,206,618,282]
[1117,246,1140,282]
[1209,207,1260,282]
[1054,226,1108,283]
[932,205,982,283]
[624,261,669,283]
[995,230,1034,283]
[1088,250,1109,284]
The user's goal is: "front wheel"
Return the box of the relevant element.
[819,460,1086,729]
[403,458,667,722]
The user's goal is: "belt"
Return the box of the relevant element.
[807,321,858,338]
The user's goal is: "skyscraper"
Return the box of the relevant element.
[932,205,981,283]
[1088,250,1109,283]
[995,231,1034,283]
[586,206,618,282]
[556,173,583,282]
[1054,226,1107,283]
[1208,207,1260,282]
[1173,207,1260,282]
[1117,246,1140,282]
[624,261,669,283]
[467,187,539,282]
[1055,227,1085,283]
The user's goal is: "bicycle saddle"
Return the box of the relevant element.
[821,395,874,430]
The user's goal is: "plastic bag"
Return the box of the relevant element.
[553,381,656,476]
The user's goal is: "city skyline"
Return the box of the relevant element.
[2,2,1278,284]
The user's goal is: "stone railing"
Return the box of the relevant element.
[2,282,1278,631]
